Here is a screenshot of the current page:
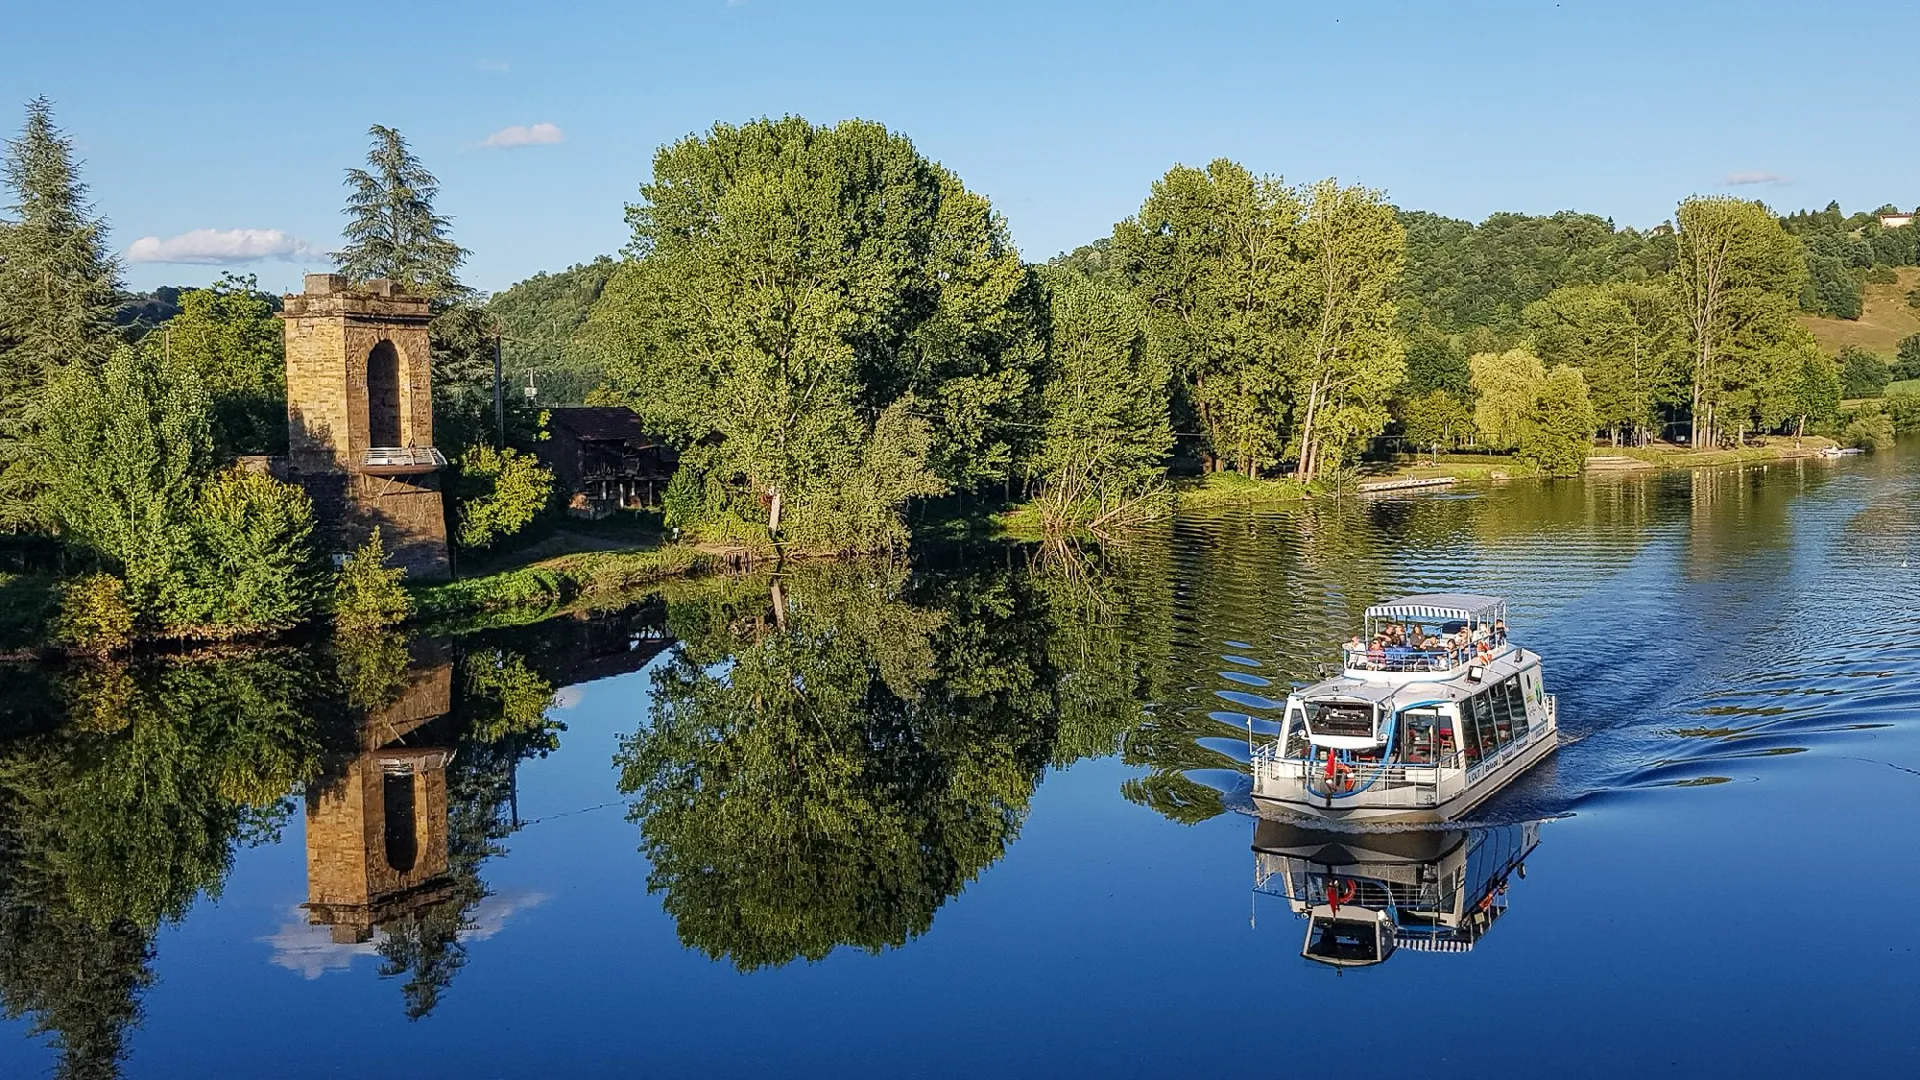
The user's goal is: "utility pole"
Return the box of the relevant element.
[492,334,505,448]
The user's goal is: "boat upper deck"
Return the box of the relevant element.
[1339,592,1512,683]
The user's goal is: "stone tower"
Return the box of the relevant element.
[281,273,450,579]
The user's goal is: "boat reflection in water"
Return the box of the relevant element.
[1252,817,1541,968]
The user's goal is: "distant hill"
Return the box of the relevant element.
[1798,265,1920,357]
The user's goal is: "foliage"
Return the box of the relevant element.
[487,257,618,404]
[51,573,133,654]
[1395,209,1664,337]
[1524,279,1687,443]
[1789,351,1843,434]
[332,125,469,300]
[1468,348,1547,450]
[1396,389,1475,451]
[1896,333,1920,382]
[162,273,286,456]
[1030,273,1172,535]
[1838,346,1891,398]
[1110,160,1300,474]
[1520,365,1597,476]
[0,98,125,532]
[460,648,561,746]
[1109,163,1404,478]
[171,469,321,638]
[34,345,211,620]
[333,529,413,629]
[615,563,1057,971]
[331,124,495,453]
[1801,254,1862,319]
[1671,196,1808,447]
[1841,408,1896,451]
[590,117,1005,550]
[1289,179,1407,479]
[452,446,554,549]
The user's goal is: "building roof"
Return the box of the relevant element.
[547,406,661,445]
[1365,593,1506,623]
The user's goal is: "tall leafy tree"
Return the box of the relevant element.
[163,273,285,456]
[0,98,124,529]
[1525,279,1687,445]
[1110,160,1300,473]
[588,117,987,551]
[1030,273,1172,534]
[1670,196,1805,448]
[1289,179,1406,480]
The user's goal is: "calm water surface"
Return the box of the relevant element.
[3,447,1917,1077]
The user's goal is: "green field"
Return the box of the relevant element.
[1888,378,1920,397]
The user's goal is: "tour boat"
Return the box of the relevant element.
[1252,817,1541,968]
[1250,593,1558,823]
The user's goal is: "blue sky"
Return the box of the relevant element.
[6,0,1913,295]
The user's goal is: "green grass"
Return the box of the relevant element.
[0,572,58,655]
[1612,439,1832,468]
[1172,472,1314,509]
[1887,379,1920,397]
[1798,266,1920,356]
[411,544,712,631]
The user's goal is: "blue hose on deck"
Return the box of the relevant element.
[1312,699,1449,800]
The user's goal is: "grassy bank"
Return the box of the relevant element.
[1609,438,1834,468]
[411,544,714,632]
[1172,472,1316,509]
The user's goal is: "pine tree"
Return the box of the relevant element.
[332,125,493,448]
[332,125,469,300]
[0,97,125,529]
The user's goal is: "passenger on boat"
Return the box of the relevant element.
[1493,619,1508,644]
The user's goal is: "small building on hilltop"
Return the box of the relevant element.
[1877,209,1916,229]
[537,406,679,519]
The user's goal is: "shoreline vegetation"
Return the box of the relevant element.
[7,98,1920,659]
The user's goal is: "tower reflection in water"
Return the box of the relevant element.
[304,646,457,943]
[1252,818,1542,968]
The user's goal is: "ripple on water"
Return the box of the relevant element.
[1131,450,1920,818]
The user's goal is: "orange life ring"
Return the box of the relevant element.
[1324,760,1355,792]
[1328,878,1356,910]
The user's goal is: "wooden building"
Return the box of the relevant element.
[537,406,679,519]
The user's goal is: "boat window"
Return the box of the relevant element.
[1503,678,1531,741]
[1400,710,1440,764]
[1305,700,1375,741]
[1487,679,1516,749]
[1304,917,1381,964]
[1282,708,1311,758]
[1469,689,1506,758]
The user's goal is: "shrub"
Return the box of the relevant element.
[1841,409,1896,452]
[54,573,135,654]
[1865,264,1899,285]
[169,469,322,638]
[334,530,413,629]
[453,445,555,549]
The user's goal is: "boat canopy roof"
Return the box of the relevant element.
[1364,593,1506,624]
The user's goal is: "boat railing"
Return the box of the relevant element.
[1343,645,1508,675]
[1250,746,1471,808]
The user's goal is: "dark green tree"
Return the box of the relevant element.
[331,125,493,451]
[1838,346,1891,398]
[162,273,285,456]
[0,98,124,531]
[487,257,618,405]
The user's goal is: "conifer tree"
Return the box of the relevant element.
[0,97,124,528]
[332,125,493,447]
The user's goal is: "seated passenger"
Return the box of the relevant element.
[1494,619,1508,645]
[1367,637,1387,665]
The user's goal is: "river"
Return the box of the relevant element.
[2,446,1916,1077]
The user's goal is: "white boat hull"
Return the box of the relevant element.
[1253,723,1558,824]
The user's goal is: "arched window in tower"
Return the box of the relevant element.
[367,341,404,448]
[382,766,419,874]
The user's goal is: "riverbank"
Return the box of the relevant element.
[411,544,718,632]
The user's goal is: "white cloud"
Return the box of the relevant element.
[1722,170,1789,187]
[477,58,511,72]
[125,227,317,265]
[261,891,551,980]
[480,122,564,149]
[553,685,586,710]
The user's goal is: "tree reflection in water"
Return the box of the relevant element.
[617,550,1175,971]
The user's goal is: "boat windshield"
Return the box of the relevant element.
[1303,700,1375,742]
[1304,916,1385,965]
